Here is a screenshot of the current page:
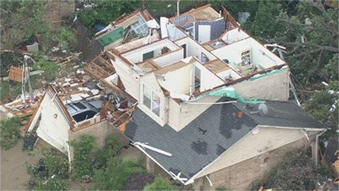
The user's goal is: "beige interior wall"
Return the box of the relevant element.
[159,63,193,94]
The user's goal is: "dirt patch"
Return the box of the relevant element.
[0,140,42,191]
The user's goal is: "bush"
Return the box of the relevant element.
[69,135,96,180]
[94,135,121,169]
[143,176,178,191]
[27,150,69,191]
[93,157,145,190]
[0,117,22,150]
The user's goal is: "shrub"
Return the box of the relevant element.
[69,135,96,180]
[93,157,145,190]
[0,117,22,150]
[94,135,121,169]
[27,150,69,191]
[143,176,178,191]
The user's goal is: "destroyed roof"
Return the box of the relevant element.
[124,98,325,181]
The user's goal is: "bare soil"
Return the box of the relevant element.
[0,140,42,191]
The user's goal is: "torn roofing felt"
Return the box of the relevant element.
[124,97,257,180]
[124,98,325,180]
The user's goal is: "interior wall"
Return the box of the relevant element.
[122,39,179,64]
[212,38,285,70]
[158,63,193,94]
[195,62,224,91]
[152,49,184,67]
[221,28,249,44]
[187,38,216,61]
[217,69,242,80]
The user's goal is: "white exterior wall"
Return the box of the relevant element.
[195,127,320,179]
[168,96,220,131]
[152,49,184,67]
[139,73,168,126]
[29,92,71,154]
[112,58,140,101]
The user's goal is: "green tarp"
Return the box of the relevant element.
[97,27,125,46]
[197,88,265,104]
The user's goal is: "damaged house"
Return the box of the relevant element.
[26,4,326,190]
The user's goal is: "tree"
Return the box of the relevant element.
[245,1,338,87]
[305,81,339,132]
[0,0,76,52]
[263,150,326,191]
[93,157,145,190]
[0,1,50,51]
[0,117,21,150]
[143,176,177,191]
[78,0,140,28]
[94,135,121,169]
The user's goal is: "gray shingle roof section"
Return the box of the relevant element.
[125,98,257,180]
[234,101,325,129]
[124,99,324,181]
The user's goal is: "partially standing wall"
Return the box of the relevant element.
[232,68,290,101]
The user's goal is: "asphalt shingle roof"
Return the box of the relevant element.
[124,98,325,181]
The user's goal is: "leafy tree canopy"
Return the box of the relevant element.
[143,176,178,191]
[78,0,140,28]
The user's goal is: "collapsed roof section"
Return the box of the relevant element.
[26,53,137,153]
[170,4,239,44]
[94,8,158,49]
